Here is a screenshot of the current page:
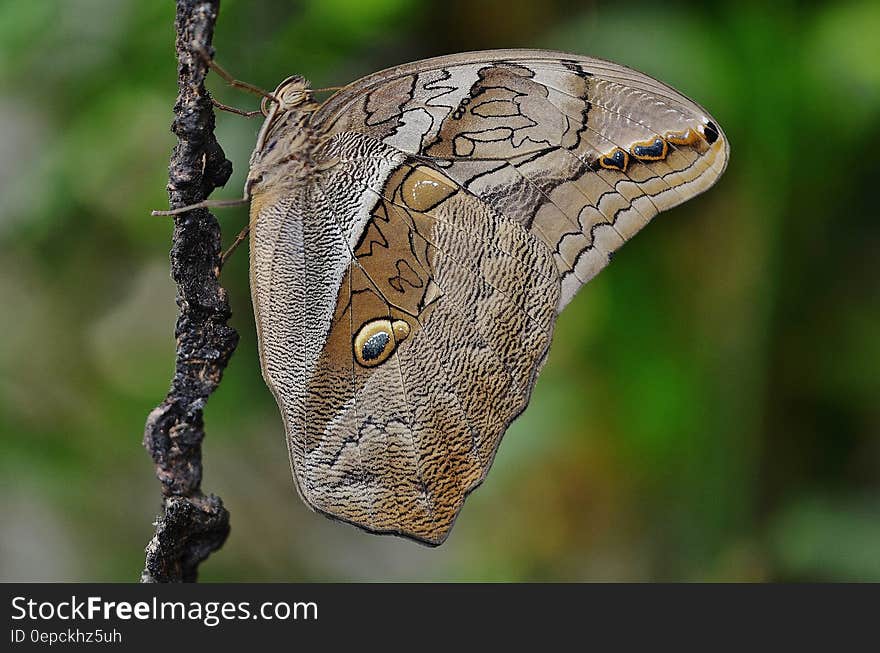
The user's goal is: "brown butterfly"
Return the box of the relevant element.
[160,49,729,545]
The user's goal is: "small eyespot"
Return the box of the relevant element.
[599,148,629,171]
[630,137,668,161]
[702,121,720,144]
[353,318,411,367]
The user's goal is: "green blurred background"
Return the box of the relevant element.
[1,0,878,581]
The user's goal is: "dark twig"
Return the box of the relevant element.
[141,0,237,583]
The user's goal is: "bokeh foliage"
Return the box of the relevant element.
[0,0,877,581]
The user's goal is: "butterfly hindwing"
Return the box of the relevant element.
[287,141,558,543]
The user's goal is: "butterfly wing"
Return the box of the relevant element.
[251,133,558,543]
[251,50,729,544]
[315,49,729,308]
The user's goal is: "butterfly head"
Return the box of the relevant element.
[261,75,314,116]
[247,75,321,201]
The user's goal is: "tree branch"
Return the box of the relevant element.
[141,0,237,583]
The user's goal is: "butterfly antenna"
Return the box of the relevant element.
[193,45,279,105]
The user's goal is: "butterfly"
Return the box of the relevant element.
[189,49,728,545]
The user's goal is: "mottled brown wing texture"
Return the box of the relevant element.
[250,50,729,545]
[250,131,559,543]
[315,50,729,307]
[303,153,557,542]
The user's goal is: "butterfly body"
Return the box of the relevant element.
[245,50,729,545]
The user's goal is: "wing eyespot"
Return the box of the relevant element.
[598,147,629,171]
[701,121,720,144]
[630,137,668,161]
[353,318,411,368]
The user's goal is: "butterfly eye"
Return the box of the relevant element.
[281,89,306,106]
[353,319,411,367]
[272,76,310,107]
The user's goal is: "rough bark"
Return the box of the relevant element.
[141,0,236,583]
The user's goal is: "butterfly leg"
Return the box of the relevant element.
[211,97,261,118]
[193,45,278,105]
[221,223,250,266]
[151,196,250,217]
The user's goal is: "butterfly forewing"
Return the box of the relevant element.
[316,50,729,309]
